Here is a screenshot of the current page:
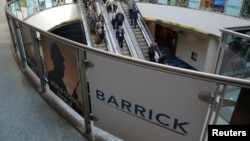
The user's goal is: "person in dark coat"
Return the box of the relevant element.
[148,43,156,62]
[115,10,125,29]
[116,26,124,48]
[132,7,139,28]
[127,0,134,21]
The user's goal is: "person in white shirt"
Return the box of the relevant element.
[109,9,117,29]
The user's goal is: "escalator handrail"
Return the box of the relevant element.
[97,1,122,55]
[77,0,93,47]
[134,2,161,60]
[116,1,145,60]
[95,2,117,53]
[137,17,160,60]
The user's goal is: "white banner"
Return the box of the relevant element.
[87,53,213,141]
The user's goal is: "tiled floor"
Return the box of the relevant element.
[0,19,122,141]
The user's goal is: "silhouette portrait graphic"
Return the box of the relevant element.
[47,43,70,103]
[47,42,82,115]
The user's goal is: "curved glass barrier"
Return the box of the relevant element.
[5,1,250,141]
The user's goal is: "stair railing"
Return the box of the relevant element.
[77,0,93,47]
[117,1,145,60]
[134,2,161,60]
[97,1,122,55]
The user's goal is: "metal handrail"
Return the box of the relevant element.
[97,1,122,55]
[220,27,250,40]
[134,2,161,59]
[95,2,117,53]
[5,1,250,88]
[77,0,93,47]
[5,2,250,141]
[116,1,145,60]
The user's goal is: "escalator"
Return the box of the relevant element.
[97,1,145,59]
[120,1,160,61]
[80,1,133,56]
[74,0,120,54]
[97,1,136,57]
[115,1,145,60]
[77,1,110,51]
[95,1,126,56]
[50,1,147,60]
[89,1,144,59]
[120,2,148,59]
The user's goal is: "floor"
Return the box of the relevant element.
[159,47,198,70]
[0,22,89,141]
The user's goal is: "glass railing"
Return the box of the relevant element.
[7,0,250,25]
[5,1,250,140]
[7,0,76,20]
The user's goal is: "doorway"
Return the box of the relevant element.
[155,24,178,56]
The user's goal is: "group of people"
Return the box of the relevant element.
[95,18,105,44]
[84,0,139,48]
[113,10,125,48]
[85,0,106,44]
[107,0,139,48]
[104,0,126,48]
[108,9,125,30]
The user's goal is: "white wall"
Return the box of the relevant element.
[137,3,250,37]
[136,3,250,73]
[24,4,80,31]
[176,32,209,71]
[171,31,219,73]
[5,2,248,73]
[204,38,220,73]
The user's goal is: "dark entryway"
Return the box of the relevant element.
[155,24,178,56]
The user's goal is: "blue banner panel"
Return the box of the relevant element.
[213,0,226,13]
